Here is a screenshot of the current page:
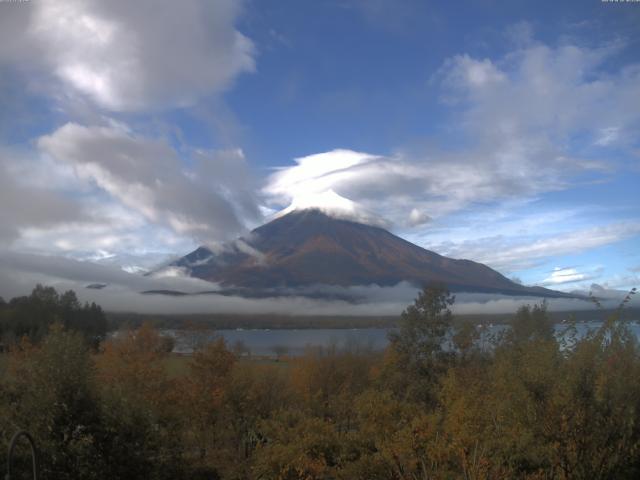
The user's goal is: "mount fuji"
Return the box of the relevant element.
[160,207,576,300]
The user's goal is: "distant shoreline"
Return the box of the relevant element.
[106,307,640,331]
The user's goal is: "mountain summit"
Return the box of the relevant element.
[168,209,574,298]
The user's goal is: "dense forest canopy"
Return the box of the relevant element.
[0,284,107,346]
[0,285,638,479]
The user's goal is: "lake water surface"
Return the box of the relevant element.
[165,320,640,356]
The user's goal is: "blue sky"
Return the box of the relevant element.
[0,0,639,303]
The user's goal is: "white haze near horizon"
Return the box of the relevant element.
[0,251,635,317]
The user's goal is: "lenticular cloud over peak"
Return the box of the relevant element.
[272,189,389,229]
[263,149,406,228]
[264,149,380,203]
[263,148,440,230]
[263,149,390,225]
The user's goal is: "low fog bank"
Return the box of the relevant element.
[453,294,608,316]
[0,251,636,317]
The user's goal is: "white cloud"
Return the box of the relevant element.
[408,208,432,227]
[594,127,620,146]
[0,250,216,297]
[0,0,254,111]
[16,204,187,263]
[439,40,640,148]
[269,189,389,228]
[598,276,640,292]
[3,250,625,316]
[0,150,91,245]
[0,145,191,258]
[430,222,640,272]
[0,0,260,264]
[263,148,544,227]
[37,122,260,244]
[262,144,594,231]
[440,54,507,91]
[540,266,602,286]
[1,19,638,301]
[264,149,378,201]
[263,40,639,228]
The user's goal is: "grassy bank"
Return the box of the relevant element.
[162,353,290,379]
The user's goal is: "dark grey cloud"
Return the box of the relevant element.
[38,122,260,244]
[0,156,89,245]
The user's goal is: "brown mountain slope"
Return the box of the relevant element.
[170,209,576,298]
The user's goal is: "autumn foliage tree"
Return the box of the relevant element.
[95,323,184,480]
[1,285,639,479]
[0,326,104,479]
[178,338,236,476]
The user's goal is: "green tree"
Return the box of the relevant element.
[218,362,292,478]
[0,285,107,345]
[0,325,105,479]
[384,284,455,404]
[508,301,555,345]
[390,284,455,359]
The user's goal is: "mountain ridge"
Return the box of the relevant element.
[164,209,578,299]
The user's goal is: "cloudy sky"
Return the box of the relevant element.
[0,0,639,311]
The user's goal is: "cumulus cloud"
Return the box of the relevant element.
[0,0,260,260]
[0,143,199,262]
[259,37,640,285]
[264,39,640,231]
[439,54,507,92]
[0,151,90,245]
[0,0,255,111]
[1,16,637,312]
[437,40,640,146]
[38,122,260,244]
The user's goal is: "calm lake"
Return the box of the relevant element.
[165,320,640,356]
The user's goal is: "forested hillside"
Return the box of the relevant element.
[0,286,638,479]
